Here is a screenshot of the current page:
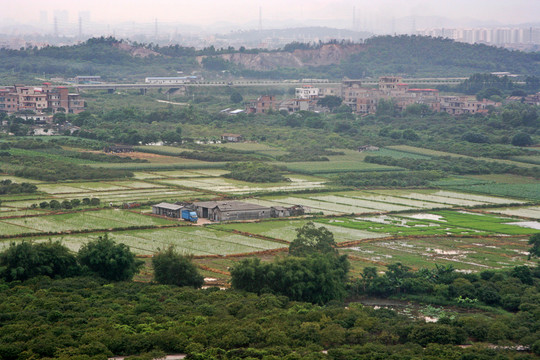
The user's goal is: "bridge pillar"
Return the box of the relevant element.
[140,88,147,95]
[107,88,114,94]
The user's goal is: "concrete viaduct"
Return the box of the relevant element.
[71,78,468,94]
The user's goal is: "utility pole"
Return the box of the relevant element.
[259,7,262,32]
[352,6,356,31]
[78,16,82,38]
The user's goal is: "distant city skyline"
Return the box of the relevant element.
[3,0,540,34]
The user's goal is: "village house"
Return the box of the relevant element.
[295,85,320,100]
[103,145,135,153]
[358,145,380,152]
[193,200,306,222]
[152,202,184,218]
[337,76,499,116]
[221,133,244,142]
[0,83,85,114]
[246,95,278,114]
[439,96,500,115]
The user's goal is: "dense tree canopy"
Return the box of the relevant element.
[78,234,142,281]
[0,241,79,281]
[152,246,204,288]
[289,222,337,257]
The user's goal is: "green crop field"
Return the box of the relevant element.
[278,160,402,174]
[2,226,286,255]
[307,194,417,212]
[446,183,540,202]
[388,145,539,168]
[213,219,387,243]
[156,176,327,194]
[316,210,540,237]
[368,189,517,206]
[0,209,177,237]
[326,148,431,162]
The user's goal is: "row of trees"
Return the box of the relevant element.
[0,235,141,282]
[0,235,205,287]
[0,179,37,195]
[231,222,350,304]
[37,197,100,210]
[365,155,540,179]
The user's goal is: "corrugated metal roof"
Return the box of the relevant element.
[193,200,269,212]
[152,202,183,211]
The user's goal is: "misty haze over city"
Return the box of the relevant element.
[2,0,540,50]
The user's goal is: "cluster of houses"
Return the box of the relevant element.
[0,83,85,115]
[152,200,306,222]
[244,76,506,116]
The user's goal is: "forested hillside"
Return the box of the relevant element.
[1,35,539,84]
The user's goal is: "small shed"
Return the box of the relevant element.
[358,145,380,152]
[104,145,134,153]
[152,202,183,218]
[221,133,243,142]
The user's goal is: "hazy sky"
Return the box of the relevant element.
[5,0,540,27]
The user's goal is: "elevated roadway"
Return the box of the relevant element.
[72,77,467,92]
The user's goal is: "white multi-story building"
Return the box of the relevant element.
[295,85,319,100]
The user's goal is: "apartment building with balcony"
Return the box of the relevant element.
[0,83,84,115]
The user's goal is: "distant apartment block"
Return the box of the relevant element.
[337,76,495,115]
[416,27,540,50]
[246,95,278,114]
[0,83,84,114]
[295,85,319,99]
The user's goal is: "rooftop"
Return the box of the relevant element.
[152,202,183,211]
[194,200,270,212]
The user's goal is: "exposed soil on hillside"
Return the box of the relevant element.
[197,43,366,71]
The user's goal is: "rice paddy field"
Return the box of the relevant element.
[253,189,525,215]
[1,144,537,278]
[3,226,286,256]
[0,209,177,237]
[317,210,540,237]
[213,220,387,243]
[155,175,327,194]
[342,235,534,276]
[484,206,540,220]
